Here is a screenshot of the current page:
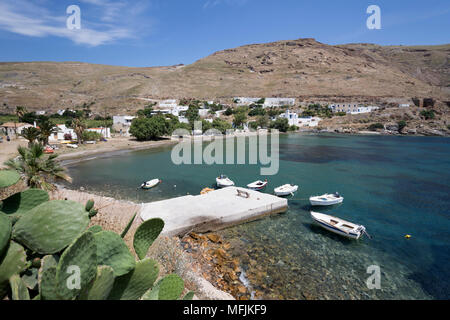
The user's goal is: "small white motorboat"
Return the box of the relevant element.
[247,179,268,191]
[274,184,298,196]
[216,174,235,188]
[309,192,344,206]
[310,211,368,240]
[141,179,161,189]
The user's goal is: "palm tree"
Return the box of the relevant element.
[5,143,72,191]
[72,118,86,144]
[14,106,27,138]
[20,127,40,147]
[38,119,56,146]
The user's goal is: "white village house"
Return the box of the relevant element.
[0,122,33,138]
[329,103,379,114]
[278,110,321,127]
[113,115,136,136]
[234,97,296,107]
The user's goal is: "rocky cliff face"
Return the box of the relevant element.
[0,38,448,115]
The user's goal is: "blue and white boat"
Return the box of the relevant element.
[310,211,367,240]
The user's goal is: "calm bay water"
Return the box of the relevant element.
[63,134,450,299]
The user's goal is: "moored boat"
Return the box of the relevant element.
[216,174,235,188]
[141,179,161,189]
[247,179,268,191]
[309,192,344,206]
[310,211,368,240]
[274,184,298,196]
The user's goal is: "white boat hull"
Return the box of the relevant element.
[142,179,160,189]
[247,181,268,190]
[310,211,365,240]
[309,195,344,206]
[216,178,235,188]
[274,185,298,196]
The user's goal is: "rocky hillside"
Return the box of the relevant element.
[0,38,449,115]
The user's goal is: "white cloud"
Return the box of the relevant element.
[0,0,149,46]
[203,0,248,9]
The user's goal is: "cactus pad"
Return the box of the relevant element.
[157,274,185,300]
[108,258,159,300]
[55,231,97,300]
[21,268,39,291]
[38,255,59,300]
[85,199,94,212]
[78,265,115,300]
[0,170,20,188]
[182,291,195,300]
[10,274,30,300]
[12,200,90,254]
[0,189,49,218]
[88,225,103,233]
[0,241,27,298]
[120,212,137,238]
[133,218,164,260]
[94,231,135,277]
[0,213,11,259]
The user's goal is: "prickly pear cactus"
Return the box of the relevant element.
[133,218,164,260]
[85,199,94,212]
[88,225,103,233]
[0,213,11,258]
[12,200,90,254]
[93,231,135,277]
[0,241,27,298]
[0,170,20,188]
[55,231,97,300]
[0,189,49,219]
[142,274,184,300]
[38,255,59,300]
[10,274,30,300]
[108,258,159,300]
[120,212,137,238]
[89,208,98,218]
[78,265,115,300]
[21,267,39,291]
[157,274,185,300]
[182,291,195,300]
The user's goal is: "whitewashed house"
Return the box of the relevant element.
[298,116,321,127]
[36,110,46,116]
[159,100,178,109]
[279,110,299,126]
[234,97,262,106]
[113,115,136,136]
[329,103,379,114]
[264,98,296,108]
[399,104,410,108]
[48,124,77,143]
[0,122,33,138]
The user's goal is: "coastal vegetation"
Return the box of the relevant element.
[301,104,332,118]
[0,174,191,300]
[4,144,72,191]
[368,123,384,131]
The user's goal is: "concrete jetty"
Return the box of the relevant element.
[140,187,288,237]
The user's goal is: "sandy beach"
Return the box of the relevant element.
[0,139,28,168]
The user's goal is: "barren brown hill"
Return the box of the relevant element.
[0,38,449,114]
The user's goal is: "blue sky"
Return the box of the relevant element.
[0,0,449,67]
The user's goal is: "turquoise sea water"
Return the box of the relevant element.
[62,134,450,299]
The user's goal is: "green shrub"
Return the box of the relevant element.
[82,131,103,141]
[270,118,289,132]
[397,120,407,133]
[420,110,435,120]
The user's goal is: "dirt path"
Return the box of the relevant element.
[0,139,28,168]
